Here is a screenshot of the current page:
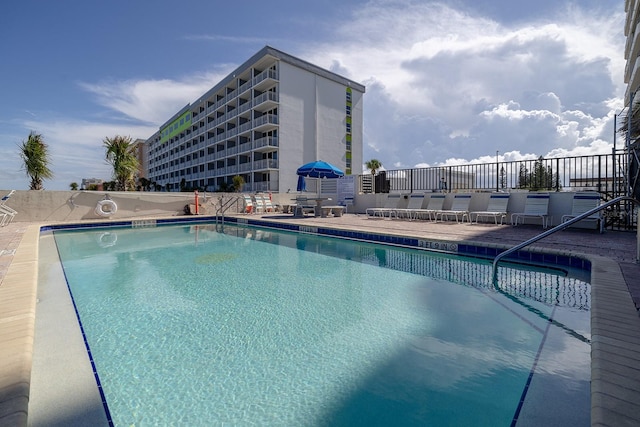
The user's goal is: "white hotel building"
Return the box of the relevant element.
[625,0,640,103]
[145,46,365,193]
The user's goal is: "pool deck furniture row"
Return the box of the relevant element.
[365,191,603,230]
[1,215,639,426]
[366,192,506,224]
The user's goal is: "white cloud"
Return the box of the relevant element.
[301,1,625,168]
[78,71,227,126]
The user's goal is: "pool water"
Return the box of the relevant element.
[52,224,590,426]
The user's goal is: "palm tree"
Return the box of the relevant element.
[232,175,245,192]
[103,135,139,191]
[365,159,382,175]
[19,131,54,190]
[70,182,79,190]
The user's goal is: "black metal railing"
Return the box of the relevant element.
[359,153,628,197]
[358,152,638,230]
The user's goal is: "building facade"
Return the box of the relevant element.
[625,0,640,104]
[145,46,365,193]
[132,138,148,182]
[81,178,104,191]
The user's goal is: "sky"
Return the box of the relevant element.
[0,0,627,190]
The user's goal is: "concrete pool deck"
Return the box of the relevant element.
[0,214,639,426]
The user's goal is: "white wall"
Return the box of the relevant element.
[278,61,364,193]
[0,190,243,223]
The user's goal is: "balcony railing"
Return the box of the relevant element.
[238,142,252,153]
[252,68,278,86]
[253,114,278,128]
[254,158,278,170]
[238,162,252,172]
[253,91,278,107]
[250,180,278,192]
[254,136,278,149]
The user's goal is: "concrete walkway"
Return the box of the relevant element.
[1,215,639,426]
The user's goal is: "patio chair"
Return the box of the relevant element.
[366,194,402,219]
[252,194,265,214]
[242,194,255,214]
[394,193,426,220]
[413,194,445,221]
[470,193,510,225]
[434,194,472,223]
[561,192,602,232]
[260,194,277,212]
[0,208,9,227]
[511,193,550,228]
[0,190,17,226]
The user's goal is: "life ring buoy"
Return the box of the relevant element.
[95,199,118,217]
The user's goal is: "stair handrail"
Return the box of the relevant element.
[215,195,241,225]
[491,196,640,284]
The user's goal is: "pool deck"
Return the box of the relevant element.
[1,214,640,426]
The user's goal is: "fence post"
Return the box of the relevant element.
[496,151,499,192]
[410,169,413,193]
[597,155,602,193]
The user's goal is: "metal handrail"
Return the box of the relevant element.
[215,195,240,226]
[491,196,640,284]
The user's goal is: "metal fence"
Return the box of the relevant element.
[359,153,628,197]
[358,152,637,230]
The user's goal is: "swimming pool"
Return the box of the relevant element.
[47,222,590,426]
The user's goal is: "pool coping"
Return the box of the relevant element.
[1,217,639,426]
[0,225,39,427]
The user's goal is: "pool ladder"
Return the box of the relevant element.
[215,195,241,227]
[491,196,640,284]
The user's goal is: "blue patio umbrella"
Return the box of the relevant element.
[296,175,307,192]
[296,160,345,179]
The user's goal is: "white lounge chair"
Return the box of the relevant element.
[434,194,472,223]
[470,193,510,225]
[242,194,255,214]
[366,194,402,219]
[252,195,265,214]
[561,192,602,232]
[260,194,277,212]
[0,208,8,226]
[394,194,426,220]
[511,193,550,228]
[416,194,446,221]
[0,191,17,226]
